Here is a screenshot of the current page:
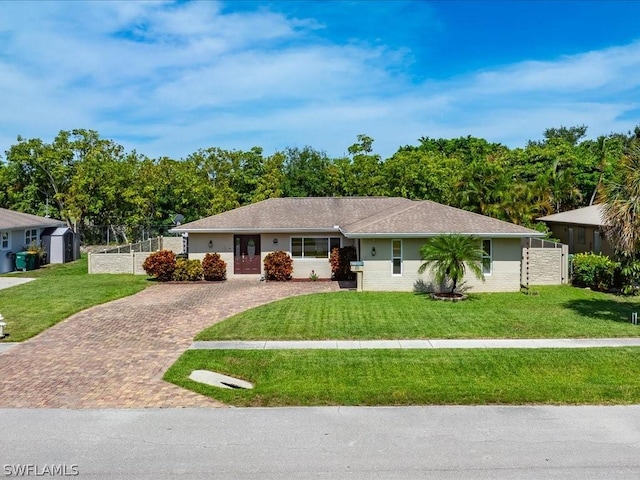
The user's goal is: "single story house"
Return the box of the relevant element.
[537,204,613,256]
[0,208,74,273]
[172,197,546,292]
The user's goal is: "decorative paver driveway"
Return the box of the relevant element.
[0,280,340,408]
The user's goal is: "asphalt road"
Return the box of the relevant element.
[3,406,640,479]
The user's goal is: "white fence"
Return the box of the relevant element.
[88,236,184,275]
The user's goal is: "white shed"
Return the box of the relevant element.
[41,227,79,264]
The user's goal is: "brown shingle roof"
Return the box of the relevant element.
[343,200,540,237]
[173,197,542,238]
[174,197,411,232]
[0,208,65,230]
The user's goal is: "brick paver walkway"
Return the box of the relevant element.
[0,280,340,408]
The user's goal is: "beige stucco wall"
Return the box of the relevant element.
[546,223,614,257]
[360,238,524,293]
[188,233,235,270]
[161,236,185,253]
[188,232,354,279]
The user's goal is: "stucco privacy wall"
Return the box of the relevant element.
[521,245,569,286]
[360,238,524,292]
[188,232,355,278]
[88,237,185,275]
[88,253,151,274]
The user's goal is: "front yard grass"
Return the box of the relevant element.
[165,347,640,406]
[0,255,149,342]
[170,285,640,406]
[197,285,640,340]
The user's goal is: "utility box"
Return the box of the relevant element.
[15,251,37,271]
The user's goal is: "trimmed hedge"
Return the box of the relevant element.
[173,258,203,281]
[264,251,293,281]
[142,250,176,282]
[202,253,227,281]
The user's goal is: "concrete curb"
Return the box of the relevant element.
[190,338,640,350]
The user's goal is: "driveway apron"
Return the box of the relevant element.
[0,280,340,408]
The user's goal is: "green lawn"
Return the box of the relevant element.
[197,286,640,340]
[173,285,640,406]
[165,348,640,406]
[0,255,149,342]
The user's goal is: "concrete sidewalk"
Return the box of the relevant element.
[190,338,640,350]
[0,277,36,290]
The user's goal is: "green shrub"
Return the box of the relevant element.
[142,250,176,282]
[202,253,227,281]
[572,252,619,291]
[172,258,203,282]
[617,253,640,295]
[264,251,293,281]
[329,246,357,281]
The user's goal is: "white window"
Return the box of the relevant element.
[25,229,38,246]
[482,239,492,275]
[291,237,341,258]
[392,239,402,276]
[1,232,9,250]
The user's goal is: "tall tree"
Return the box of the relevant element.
[189,147,240,215]
[383,147,461,203]
[346,134,383,196]
[600,142,640,255]
[252,152,285,202]
[3,129,121,231]
[282,146,332,197]
[540,125,588,146]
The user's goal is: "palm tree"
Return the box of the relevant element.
[600,142,640,255]
[418,234,486,295]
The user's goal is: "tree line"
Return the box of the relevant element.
[1,125,639,244]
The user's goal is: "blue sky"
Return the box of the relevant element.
[1,1,639,161]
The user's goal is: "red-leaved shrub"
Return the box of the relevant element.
[329,246,357,280]
[142,250,176,281]
[263,251,293,281]
[202,253,227,281]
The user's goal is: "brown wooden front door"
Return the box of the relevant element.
[234,235,261,274]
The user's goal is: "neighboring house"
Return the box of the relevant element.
[172,197,547,292]
[0,208,71,273]
[537,205,613,256]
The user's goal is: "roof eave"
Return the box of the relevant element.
[342,232,545,239]
[1,222,66,230]
[536,218,606,227]
[171,227,342,234]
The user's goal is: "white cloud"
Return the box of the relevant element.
[469,42,640,95]
[0,1,639,162]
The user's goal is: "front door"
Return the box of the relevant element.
[234,235,261,274]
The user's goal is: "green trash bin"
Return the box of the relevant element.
[15,251,37,271]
